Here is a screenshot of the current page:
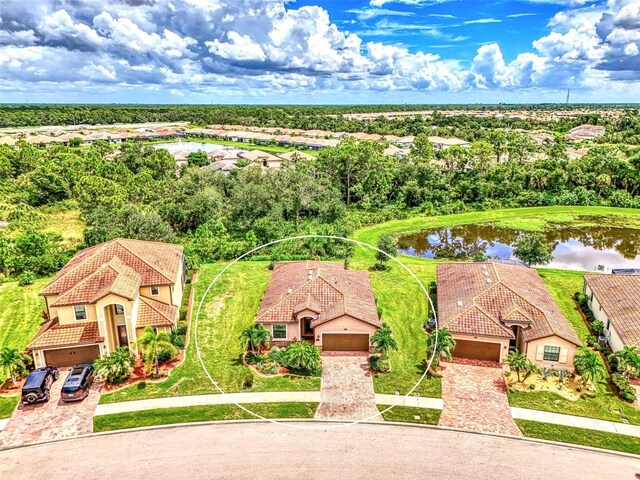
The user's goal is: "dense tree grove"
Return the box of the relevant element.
[1,131,640,279]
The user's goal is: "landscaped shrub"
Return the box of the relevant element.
[267,346,286,365]
[591,320,605,337]
[586,335,598,348]
[245,351,264,365]
[170,332,185,349]
[175,321,188,336]
[242,372,254,389]
[179,306,188,321]
[256,360,279,375]
[612,373,637,402]
[369,354,390,373]
[282,341,321,375]
[18,271,35,286]
[574,293,596,323]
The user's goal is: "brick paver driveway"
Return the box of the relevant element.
[315,354,381,420]
[0,368,102,447]
[438,361,521,436]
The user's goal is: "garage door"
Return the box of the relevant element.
[322,334,369,352]
[453,340,501,362]
[44,345,100,367]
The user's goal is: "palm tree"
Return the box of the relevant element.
[283,341,321,373]
[241,324,271,354]
[0,347,31,387]
[573,347,606,388]
[137,326,178,375]
[93,348,135,384]
[505,351,529,383]
[609,346,640,378]
[425,327,456,371]
[370,323,398,360]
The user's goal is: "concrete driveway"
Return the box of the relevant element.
[439,361,521,436]
[0,368,102,448]
[315,354,381,420]
[1,422,637,479]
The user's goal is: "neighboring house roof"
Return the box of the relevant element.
[437,263,580,345]
[41,238,183,298]
[138,296,178,327]
[276,150,315,162]
[28,319,102,350]
[238,149,279,162]
[584,274,640,346]
[256,261,380,328]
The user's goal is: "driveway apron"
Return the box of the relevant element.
[438,361,522,436]
[315,354,381,421]
[0,368,103,448]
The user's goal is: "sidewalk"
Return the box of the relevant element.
[511,407,640,438]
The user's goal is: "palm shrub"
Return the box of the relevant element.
[137,326,178,375]
[241,324,271,354]
[504,351,536,383]
[425,327,456,371]
[370,322,398,360]
[609,346,640,378]
[573,347,606,389]
[0,347,32,386]
[93,348,136,384]
[283,341,321,375]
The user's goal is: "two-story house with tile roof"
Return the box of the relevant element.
[29,238,186,368]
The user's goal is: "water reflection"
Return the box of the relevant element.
[398,223,640,271]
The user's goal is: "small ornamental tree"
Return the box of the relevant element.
[425,327,456,371]
[573,347,606,389]
[504,350,536,383]
[137,326,178,375]
[283,341,321,374]
[370,322,398,360]
[241,324,271,354]
[375,234,398,269]
[0,347,31,386]
[512,233,554,267]
[93,348,136,384]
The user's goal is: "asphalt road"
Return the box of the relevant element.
[1,421,638,479]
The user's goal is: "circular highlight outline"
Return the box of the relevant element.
[193,235,439,430]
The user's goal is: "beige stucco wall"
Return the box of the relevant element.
[451,333,510,363]
[314,315,377,348]
[139,285,172,305]
[585,283,626,352]
[263,322,300,342]
[525,335,577,369]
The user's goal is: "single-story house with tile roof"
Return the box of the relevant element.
[29,238,186,368]
[256,261,380,352]
[583,274,640,352]
[437,262,581,366]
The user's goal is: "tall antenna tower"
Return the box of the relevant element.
[566,88,570,104]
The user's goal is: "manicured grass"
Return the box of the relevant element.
[0,278,50,383]
[93,402,318,432]
[100,262,321,404]
[377,405,441,425]
[0,395,19,419]
[350,255,441,397]
[516,420,640,455]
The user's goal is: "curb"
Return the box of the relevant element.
[1,418,639,460]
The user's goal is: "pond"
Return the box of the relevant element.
[397,223,640,271]
[153,141,244,154]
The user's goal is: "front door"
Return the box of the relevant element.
[302,318,313,338]
[117,325,129,349]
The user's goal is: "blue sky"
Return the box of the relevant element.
[0,0,638,104]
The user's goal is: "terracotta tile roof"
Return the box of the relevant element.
[137,296,178,327]
[50,257,141,307]
[437,263,580,345]
[28,319,102,350]
[41,238,183,298]
[257,261,380,328]
[584,274,640,346]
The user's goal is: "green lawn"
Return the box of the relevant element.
[377,405,441,425]
[0,278,49,383]
[100,261,321,404]
[516,420,640,455]
[0,395,19,419]
[93,402,318,432]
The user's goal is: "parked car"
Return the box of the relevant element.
[21,366,59,405]
[61,363,95,402]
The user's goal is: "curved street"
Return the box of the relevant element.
[1,421,637,479]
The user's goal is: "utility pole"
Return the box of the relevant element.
[566,89,570,104]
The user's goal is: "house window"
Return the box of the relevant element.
[74,305,87,321]
[273,324,287,339]
[543,345,561,362]
[150,286,160,296]
[115,304,125,315]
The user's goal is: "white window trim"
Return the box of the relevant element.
[272,324,287,339]
[150,286,160,296]
[74,305,88,321]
